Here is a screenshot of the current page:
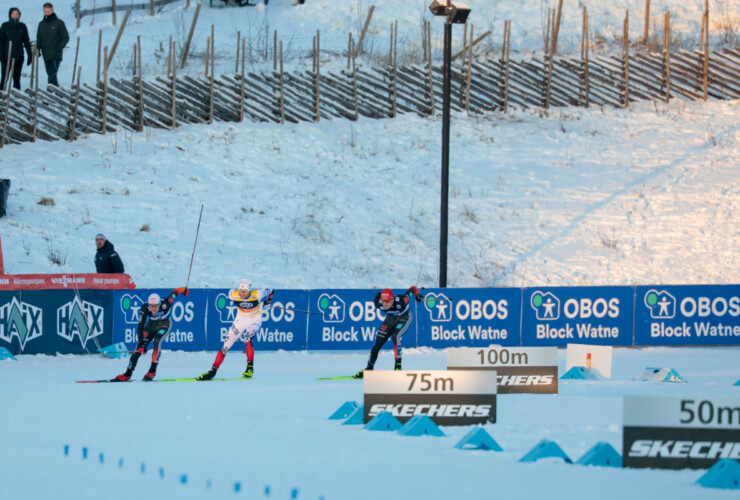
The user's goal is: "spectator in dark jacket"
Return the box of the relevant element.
[36,2,68,87]
[95,234,125,274]
[0,7,33,91]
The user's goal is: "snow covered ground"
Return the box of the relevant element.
[1,347,738,499]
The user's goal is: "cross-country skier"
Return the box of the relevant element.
[352,286,423,379]
[196,279,273,381]
[114,287,189,381]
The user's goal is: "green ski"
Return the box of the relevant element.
[317,376,357,380]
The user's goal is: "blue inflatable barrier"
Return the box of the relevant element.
[520,440,572,463]
[560,366,597,380]
[328,401,358,420]
[454,427,503,451]
[397,415,444,437]
[697,459,740,490]
[0,347,17,360]
[342,406,365,425]
[364,411,402,431]
[575,442,622,467]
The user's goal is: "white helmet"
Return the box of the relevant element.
[148,293,161,306]
[238,279,252,292]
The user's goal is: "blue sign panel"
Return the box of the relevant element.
[307,289,407,350]
[113,289,206,351]
[205,289,309,351]
[416,288,521,347]
[0,290,113,355]
[521,286,633,346]
[635,285,740,346]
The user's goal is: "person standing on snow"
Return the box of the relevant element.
[36,2,68,87]
[0,7,33,91]
[114,287,189,381]
[353,286,423,379]
[94,233,125,273]
[196,279,273,380]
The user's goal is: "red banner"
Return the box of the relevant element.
[0,273,136,290]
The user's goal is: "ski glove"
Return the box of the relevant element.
[264,291,274,306]
[173,286,189,296]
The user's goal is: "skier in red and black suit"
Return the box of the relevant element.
[114,287,188,381]
[353,286,423,379]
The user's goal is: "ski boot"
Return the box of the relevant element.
[196,367,217,381]
[394,358,402,371]
[143,362,158,381]
[243,362,254,379]
[112,372,131,382]
[352,370,364,379]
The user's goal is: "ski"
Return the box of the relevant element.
[316,376,357,380]
[76,378,248,383]
[76,379,133,383]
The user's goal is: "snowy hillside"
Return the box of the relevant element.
[0,0,738,290]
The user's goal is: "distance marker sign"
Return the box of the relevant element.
[623,396,740,469]
[364,370,497,425]
[447,346,558,394]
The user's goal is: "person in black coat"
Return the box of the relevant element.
[0,7,33,91]
[94,233,125,274]
[36,3,68,87]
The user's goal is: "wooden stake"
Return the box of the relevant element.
[102,46,108,133]
[354,5,375,58]
[69,68,81,141]
[209,29,214,124]
[236,31,241,74]
[138,35,144,132]
[427,21,434,115]
[97,29,102,83]
[623,10,629,108]
[545,7,551,54]
[75,0,81,29]
[3,42,12,92]
[150,0,155,17]
[643,0,650,45]
[699,12,705,52]
[167,35,173,77]
[351,38,358,121]
[71,37,80,87]
[315,30,320,122]
[553,0,564,54]
[112,0,117,26]
[392,21,398,117]
[703,11,709,100]
[452,30,491,61]
[172,41,178,128]
[347,33,352,70]
[464,24,473,113]
[29,43,35,89]
[279,40,285,124]
[240,38,246,122]
[503,20,511,113]
[106,9,131,71]
[664,11,670,103]
[0,59,14,148]
[273,30,278,72]
[582,8,590,107]
[32,48,38,140]
[179,4,200,69]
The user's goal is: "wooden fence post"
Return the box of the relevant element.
[643,0,650,45]
[427,22,434,115]
[582,9,590,108]
[32,48,38,140]
[112,0,117,26]
[205,36,210,77]
[236,31,241,74]
[347,33,352,70]
[392,20,398,118]
[137,35,144,132]
[622,10,630,108]
[102,46,108,133]
[106,10,131,72]
[75,0,81,29]
[273,30,278,72]
[209,29,214,124]
[351,38,358,121]
[279,40,285,124]
[464,24,473,113]
[69,68,81,141]
[553,0,564,55]
[0,60,13,148]
[179,4,201,69]
[315,30,320,122]
[239,38,246,122]
[29,43,35,89]
[664,11,670,103]
[703,10,709,100]
[354,5,375,58]
[71,37,80,87]
[503,19,511,113]
[172,41,177,129]
[96,29,102,83]
[150,0,155,17]
[3,42,12,93]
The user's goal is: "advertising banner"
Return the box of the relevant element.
[415,288,522,348]
[521,286,634,347]
[0,273,135,290]
[113,288,206,351]
[635,285,740,346]
[623,396,740,469]
[206,288,309,351]
[307,289,403,350]
[0,290,113,355]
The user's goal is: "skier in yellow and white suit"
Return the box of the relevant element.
[196,279,273,380]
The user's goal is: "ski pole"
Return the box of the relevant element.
[185,203,204,290]
[270,305,326,316]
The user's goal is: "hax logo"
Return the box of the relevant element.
[423,293,453,322]
[0,297,43,351]
[530,291,560,320]
[318,293,345,323]
[644,289,676,319]
[215,293,237,323]
[120,294,146,324]
[57,297,105,348]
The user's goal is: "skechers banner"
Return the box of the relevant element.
[447,346,558,394]
[416,288,521,347]
[522,287,633,347]
[635,285,740,346]
[623,396,740,470]
[363,370,497,425]
[0,290,113,355]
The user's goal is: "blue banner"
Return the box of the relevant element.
[416,288,522,347]
[113,289,206,351]
[206,289,309,351]
[521,286,634,346]
[307,289,402,350]
[635,285,740,346]
[0,290,113,355]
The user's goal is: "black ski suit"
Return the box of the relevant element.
[0,8,32,90]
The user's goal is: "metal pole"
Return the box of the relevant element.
[439,9,452,288]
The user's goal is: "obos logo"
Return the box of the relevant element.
[318,294,345,323]
[120,294,146,324]
[644,290,676,319]
[424,293,453,322]
[0,297,43,351]
[215,293,237,323]
[531,292,560,320]
[57,297,104,348]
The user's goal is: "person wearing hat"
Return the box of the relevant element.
[196,278,273,381]
[114,287,189,381]
[0,7,33,91]
[94,233,125,274]
[352,286,423,379]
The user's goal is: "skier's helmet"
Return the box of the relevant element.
[238,279,252,292]
[148,293,161,306]
[380,288,394,303]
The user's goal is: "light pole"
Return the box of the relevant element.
[428,1,471,288]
